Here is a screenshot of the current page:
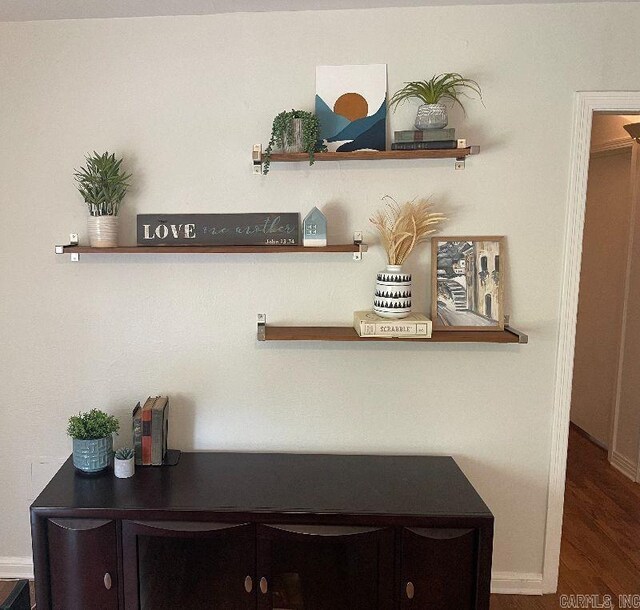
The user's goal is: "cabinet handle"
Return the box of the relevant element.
[104,573,112,590]
[405,581,414,599]
[244,575,253,593]
[259,577,268,594]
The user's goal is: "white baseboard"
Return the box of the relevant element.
[0,556,34,579]
[491,571,544,595]
[610,451,637,481]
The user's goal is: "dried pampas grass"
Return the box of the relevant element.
[370,196,446,265]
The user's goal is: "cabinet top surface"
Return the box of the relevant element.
[31,452,492,519]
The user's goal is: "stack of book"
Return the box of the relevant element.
[132,396,169,466]
[391,128,463,151]
[354,311,432,338]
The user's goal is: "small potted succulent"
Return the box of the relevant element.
[67,409,120,474]
[74,151,132,247]
[114,447,135,479]
[389,73,482,130]
[263,110,326,174]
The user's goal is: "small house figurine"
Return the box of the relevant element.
[302,206,327,247]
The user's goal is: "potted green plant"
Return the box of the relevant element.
[74,151,132,247]
[263,110,326,174]
[114,447,135,478]
[67,409,120,473]
[389,73,482,130]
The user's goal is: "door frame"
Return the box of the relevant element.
[543,91,640,593]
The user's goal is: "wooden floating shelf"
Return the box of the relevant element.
[56,244,367,255]
[267,147,478,163]
[257,322,528,344]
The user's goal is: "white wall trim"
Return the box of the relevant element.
[0,556,34,580]
[491,572,543,595]
[610,451,637,481]
[543,91,640,594]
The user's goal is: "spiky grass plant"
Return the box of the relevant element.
[370,196,446,266]
[389,73,482,113]
[67,409,120,440]
[74,151,131,216]
[115,447,134,461]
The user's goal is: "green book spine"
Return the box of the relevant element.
[393,128,455,142]
[391,140,458,150]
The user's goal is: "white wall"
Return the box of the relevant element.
[613,141,640,478]
[2,3,640,591]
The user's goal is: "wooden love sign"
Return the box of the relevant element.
[137,213,300,246]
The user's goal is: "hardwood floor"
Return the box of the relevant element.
[491,425,640,608]
[2,427,638,609]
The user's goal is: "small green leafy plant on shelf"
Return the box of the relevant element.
[74,151,132,216]
[115,447,134,461]
[67,409,120,440]
[263,110,327,175]
[389,72,482,113]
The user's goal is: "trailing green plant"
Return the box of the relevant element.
[74,151,132,216]
[67,409,120,440]
[115,447,134,460]
[263,110,326,175]
[389,73,482,114]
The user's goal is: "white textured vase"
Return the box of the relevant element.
[283,118,305,153]
[415,103,448,130]
[88,216,119,248]
[114,457,135,479]
[373,265,412,319]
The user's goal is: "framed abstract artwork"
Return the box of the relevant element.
[431,236,506,331]
[315,64,387,153]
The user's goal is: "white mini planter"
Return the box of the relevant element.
[114,457,135,479]
[88,215,119,248]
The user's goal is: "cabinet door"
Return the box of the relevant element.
[122,521,255,610]
[47,518,119,610]
[400,527,478,610]
[257,524,394,610]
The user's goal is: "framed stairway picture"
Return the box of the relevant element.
[431,236,506,331]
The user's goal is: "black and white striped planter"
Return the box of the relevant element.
[373,265,412,319]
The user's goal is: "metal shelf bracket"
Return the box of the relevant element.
[353,231,364,261]
[257,314,266,341]
[455,144,480,170]
[253,144,262,175]
[55,234,79,261]
[504,315,528,344]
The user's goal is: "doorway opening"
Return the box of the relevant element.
[544,93,640,594]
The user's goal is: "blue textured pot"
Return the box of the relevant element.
[73,436,113,473]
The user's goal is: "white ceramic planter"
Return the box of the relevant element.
[88,215,119,248]
[114,457,135,479]
[373,264,412,319]
[415,103,448,130]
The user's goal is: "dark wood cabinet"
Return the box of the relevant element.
[46,518,119,610]
[257,524,394,610]
[31,452,493,610]
[400,528,478,609]
[122,521,255,610]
